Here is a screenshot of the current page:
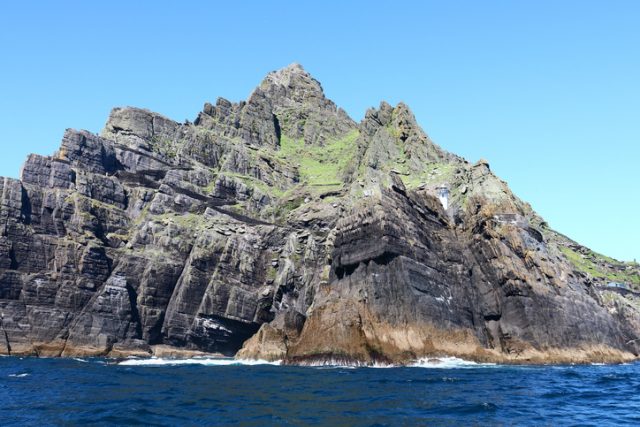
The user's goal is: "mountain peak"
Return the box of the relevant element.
[257,63,326,105]
[248,64,356,145]
[276,62,306,74]
[263,63,310,84]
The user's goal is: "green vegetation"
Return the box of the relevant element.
[150,135,178,159]
[385,121,400,139]
[227,203,245,215]
[203,178,219,194]
[280,196,305,212]
[560,246,640,286]
[65,193,123,214]
[223,172,285,198]
[560,246,604,278]
[132,205,151,225]
[168,212,205,229]
[276,130,359,187]
[152,212,208,232]
[267,195,306,220]
[266,265,278,281]
[601,290,640,310]
[400,162,456,189]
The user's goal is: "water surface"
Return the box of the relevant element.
[1,357,639,426]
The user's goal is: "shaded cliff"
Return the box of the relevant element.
[1,64,638,363]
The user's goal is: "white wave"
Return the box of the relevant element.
[409,357,496,369]
[9,373,30,377]
[287,357,495,369]
[299,359,367,368]
[72,358,89,363]
[308,364,359,369]
[118,357,281,367]
[116,355,497,369]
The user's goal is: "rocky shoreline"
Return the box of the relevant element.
[3,344,636,367]
[2,342,221,359]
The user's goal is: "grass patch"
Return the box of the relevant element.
[268,195,306,220]
[150,135,178,159]
[276,130,359,187]
[560,246,640,285]
[155,212,205,229]
[400,162,456,189]
[560,246,604,278]
[266,266,278,281]
[221,173,285,198]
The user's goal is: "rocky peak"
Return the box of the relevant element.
[363,101,418,130]
[361,102,394,135]
[248,63,328,113]
[357,101,460,184]
[101,107,181,151]
[252,64,356,145]
[359,101,424,141]
[389,102,420,141]
[192,64,355,148]
[259,63,322,103]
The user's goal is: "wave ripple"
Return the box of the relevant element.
[0,357,638,426]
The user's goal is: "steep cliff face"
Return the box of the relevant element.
[1,64,638,363]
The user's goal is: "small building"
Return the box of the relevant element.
[436,185,450,210]
[606,282,630,291]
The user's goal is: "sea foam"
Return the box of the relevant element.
[118,357,281,367]
[117,356,496,369]
[409,357,497,369]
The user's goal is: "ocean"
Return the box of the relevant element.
[1,357,639,426]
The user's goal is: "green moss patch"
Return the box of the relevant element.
[276,130,359,187]
[400,162,456,189]
[223,172,284,198]
[560,246,640,286]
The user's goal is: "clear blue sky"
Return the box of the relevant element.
[1,1,638,261]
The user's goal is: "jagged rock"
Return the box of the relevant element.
[0,64,638,363]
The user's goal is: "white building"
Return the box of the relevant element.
[436,185,450,210]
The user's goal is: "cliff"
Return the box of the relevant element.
[1,64,639,363]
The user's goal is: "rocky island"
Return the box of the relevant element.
[1,64,638,364]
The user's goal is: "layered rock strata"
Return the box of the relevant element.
[1,64,638,364]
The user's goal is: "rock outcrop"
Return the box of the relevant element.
[1,64,638,363]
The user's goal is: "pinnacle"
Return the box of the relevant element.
[281,62,305,73]
[261,62,317,91]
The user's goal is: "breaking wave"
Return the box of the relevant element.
[118,357,281,367]
[117,356,495,369]
[409,357,497,369]
[294,356,497,369]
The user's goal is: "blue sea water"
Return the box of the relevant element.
[1,357,639,426]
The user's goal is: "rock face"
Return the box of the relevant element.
[1,64,639,363]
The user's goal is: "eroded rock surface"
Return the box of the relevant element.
[1,64,639,363]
